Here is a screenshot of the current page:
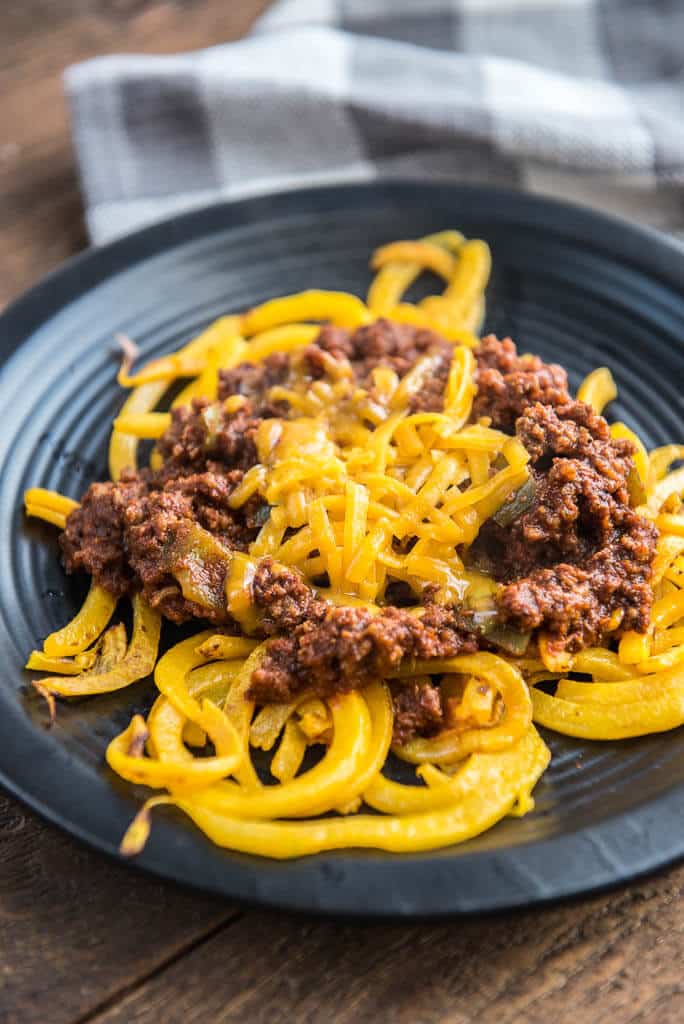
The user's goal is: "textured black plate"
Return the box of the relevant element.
[1,182,684,918]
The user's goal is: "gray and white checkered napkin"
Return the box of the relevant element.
[66,0,684,245]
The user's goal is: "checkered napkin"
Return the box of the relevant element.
[66,0,684,245]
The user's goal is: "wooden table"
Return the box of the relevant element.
[1,4,683,1022]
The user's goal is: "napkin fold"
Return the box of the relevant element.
[66,0,684,244]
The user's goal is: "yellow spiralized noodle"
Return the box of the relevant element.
[195,635,259,660]
[618,629,651,666]
[657,513,684,538]
[570,648,639,681]
[42,581,118,657]
[118,351,204,388]
[392,653,532,764]
[112,412,170,438]
[365,728,541,816]
[25,651,87,675]
[35,595,160,699]
[385,302,479,343]
[109,381,169,481]
[107,712,242,790]
[250,701,302,751]
[24,488,79,529]
[146,695,192,761]
[441,239,492,307]
[611,422,649,487]
[189,690,373,820]
[165,727,549,858]
[24,226,683,862]
[153,633,256,783]
[371,240,457,281]
[531,664,684,740]
[248,324,320,362]
[112,318,248,476]
[172,333,247,408]
[649,445,684,484]
[117,316,243,388]
[366,230,464,315]
[270,720,308,783]
[242,291,371,334]
[649,466,684,513]
[577,367,617,414]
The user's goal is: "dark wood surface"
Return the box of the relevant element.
[1,4,684,1022]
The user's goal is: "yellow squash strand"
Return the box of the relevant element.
[36,595,160,698]
[107,713,242,790]
[531,661,684,739]
[577,367,617,414]
[109,381,168,480]
[43,581,118,657]
[112,412,170,439]
[241,291,371,334]
[189,691,372,819]
[24,488,79,529]
[392,653,532,764]
[166,728,549,858]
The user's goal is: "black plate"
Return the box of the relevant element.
[1,182,684,917]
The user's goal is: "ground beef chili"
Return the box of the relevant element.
[156,398,262,474]
[60,472,149,596]
[217,318,454,414]
[472,335,569,433]
[217,352,291,418]
[473,338,657,651]
[60,323,657,741]
[248,559,478,708]
[392,679,444,745]
[307,320,453,412]
[61,398,268,622]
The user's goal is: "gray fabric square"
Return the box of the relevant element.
[205,82,367,187]
[374,138,522,188]
[637,109,684,179]
[636,78,684,176]
[341,0,454,19]
[120,73,219,197]
[67,77,129,205]
[342,13,460,50]
[349,38,490,158]
[597,0,684,84]
[462,4,607,79]
[348,105,464,161]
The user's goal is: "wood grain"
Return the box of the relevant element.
[89,872,684,1024]
[0,790,239,1024]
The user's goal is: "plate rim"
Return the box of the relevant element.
[2,179,684,918]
